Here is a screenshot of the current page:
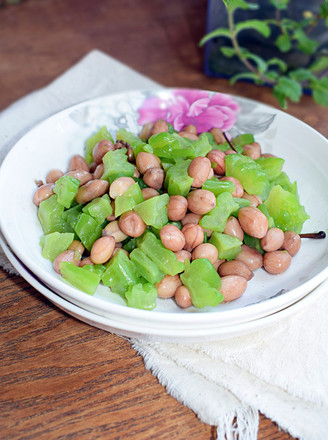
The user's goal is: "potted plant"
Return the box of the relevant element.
[200,0,328,108]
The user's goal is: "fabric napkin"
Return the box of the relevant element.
[1,50,327,440]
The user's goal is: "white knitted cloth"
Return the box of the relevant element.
[1,50,327,440]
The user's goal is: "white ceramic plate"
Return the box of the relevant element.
[0,88,327,329]
[1,231,327,342]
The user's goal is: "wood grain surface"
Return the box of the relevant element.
[1,1,326,439]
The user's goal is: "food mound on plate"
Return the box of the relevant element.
[33,119,309,311]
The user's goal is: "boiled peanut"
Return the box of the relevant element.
[160,224,186,252]
[175,286,192,308]
[155,274,182,298]
[187,189,216,215]
[46,169,64,184]
[206,149,226,175]
[220,275,247,302]
[282,231,301,256]
[92,139,115,164]
[53,250,81,274]
[90,236,115,264]
[118,211,146,237]
[223,216,244,242]
[242,142,261,160]
[167,195,188,221]
[263,250,291,274]
[109,177,135,199]
[174,250,192,264]
[238,207,268,239]
[136,152,162,174]
[260,228,285,252]
[142,167,165,189]
[236,244,263,270]
[33,183,54,206]
[141,187,160,200]
[102,220,128,242]
[68,154,89,172]
[75,179,109,204]
[188,157,212,188]
[218,260,253,281]
[191,243,218,264]
[182,223,204,252]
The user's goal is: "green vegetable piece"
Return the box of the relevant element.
[73,213,103,251]
[191,135,212,157]
[225,154,268,195]
[137,231,184,276]
[115,183,144,217]
[101,249,141,296]
[53,175,80,209]
[148,132,195,159]
[164,159,193,196]
[256,156,285,181]
[130,248,164,284]
[59,262,101,295]
[116,128,152,156]
[243,233,264,254]
[271,171,298,198]
[38,195,65,234]
[82,194,113,223]
[85,126,114,165]
[134,193,169,229]
[232,133,255,149]
[82,263,106,278]
[257,204,275,229]
[61,204,83,233]
[231,197,251,216]
[202,178,235,196]
[180,259,223,309]
[264,185,309,233]
[122,238,137,253]
[209,232,243,260]
[200,192,239,232]
[39,232,75,262]
[125,282,157,311]
[101,148,135,183]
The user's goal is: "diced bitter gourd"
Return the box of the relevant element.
[225,154,268,195]
[129,248,164,284]
[73,213,103,251]
[85,126,114,165]
[115,183,144,217]
[53,175,80,209]
[264,185,309,233]
[82,194,113,223]
[125,283,158,310]
[209,232,243,260]
[38,195,65,234]
[39,232,75,262]
[134,193,169,229]
[60,262,101,295]
[180,259,223,309]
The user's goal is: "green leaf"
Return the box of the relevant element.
[309,56,328,74]
[273,76,302,103]
[235,19,271,38]
[269,0,290,10]
[221,0,258,12]
[220,46,237,57]
[230,72,263,85]
[273,90,288,109]
[266,57,288,72]
[240,49,268,73]
[265,71,279,81]
[199,27,231,46]
[311,77,328,107]
[289,68,316,82]
[275,33,292,52]
[293,28,318,55]
[320,0,328,19]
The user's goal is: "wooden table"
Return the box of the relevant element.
[1,1,327,439]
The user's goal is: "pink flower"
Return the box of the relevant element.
[138,89,239,133]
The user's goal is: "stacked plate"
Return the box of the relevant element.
[1,89,328,342]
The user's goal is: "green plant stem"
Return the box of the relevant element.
[227,8,276,85]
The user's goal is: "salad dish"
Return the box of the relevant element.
[0,88,327,331]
